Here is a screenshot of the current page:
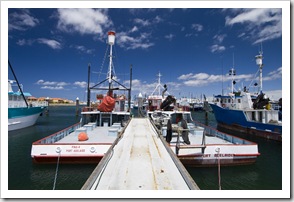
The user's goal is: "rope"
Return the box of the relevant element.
[53,148,61,190]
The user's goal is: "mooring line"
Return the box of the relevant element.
[53,147,61,190]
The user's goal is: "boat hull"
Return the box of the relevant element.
[152,110,260,167]
[209,103,282,141]
[217,122,282,142]
[169,144,259,167]
[8,107,45,131]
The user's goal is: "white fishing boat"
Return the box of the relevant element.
[146,80,259,167]
[31,31,131,164]
[8,61,48,131]
[149,109,260,167]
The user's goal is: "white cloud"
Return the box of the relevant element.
[36,80,45,85]
[178,73,194,80]
[37,38,61,49]
[177,67,281,89]
[134,18,150,26]
[178,72,253,87]
[41,86,64,90]
[74,81,88,88]
[16,39,34,46]
[130,26,138,33]
[265,89,282,101]
[116,32,154,50]
[263,67,282,81]
[210,44,226,53]
[9,9,39,31]
[73,45,94,54]
[192,73,210,80]
[36,79,70,90]
[57,8,112,35]
[165,34,175,41]
[191,24,203,32]
[213,34,226,43]
[133,16,163,27]
[153,16,163,24]
[225,8,282,44]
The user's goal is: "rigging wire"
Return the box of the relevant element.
[97,45,109,83]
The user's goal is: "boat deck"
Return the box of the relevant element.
[82,118,199,190]
[169,124,233,145]
[56,126,117,144]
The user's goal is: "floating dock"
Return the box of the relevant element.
[82,118,199,190]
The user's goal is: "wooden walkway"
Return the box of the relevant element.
[82,118,199,190]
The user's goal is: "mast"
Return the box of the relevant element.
[229,53,236,94]
[89,31,131,103]
[151,72,163,96]
[255,44,263,94]
[107,31,115,90]
[157,72,162,96]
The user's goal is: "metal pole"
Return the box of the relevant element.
[87,63,91,107]
[128,64,132,111]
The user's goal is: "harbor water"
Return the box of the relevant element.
[8,106,282,191]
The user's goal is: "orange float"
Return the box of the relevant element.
[78,132,88,141]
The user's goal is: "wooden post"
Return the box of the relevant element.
[76,97,80,116]
[45,97,50,115]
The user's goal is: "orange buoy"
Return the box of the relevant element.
[78,132,88,141]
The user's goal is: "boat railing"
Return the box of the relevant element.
[33,122,81,144]
[194,121,254,145]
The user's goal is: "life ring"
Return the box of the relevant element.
[221,104,226,108]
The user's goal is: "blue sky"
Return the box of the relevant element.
[5,2,289,102]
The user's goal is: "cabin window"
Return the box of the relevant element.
[238,99,241,103]
[228,99,231,103]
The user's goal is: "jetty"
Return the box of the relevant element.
[81,118,199,190]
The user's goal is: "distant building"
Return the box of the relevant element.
[32,97,74,104]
